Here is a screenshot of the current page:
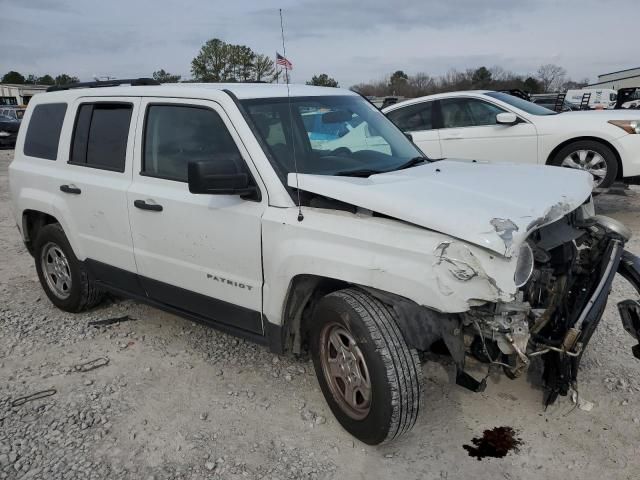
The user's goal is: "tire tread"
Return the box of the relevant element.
[327,288,422,443]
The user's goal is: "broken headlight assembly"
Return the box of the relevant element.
[514,242,534,287]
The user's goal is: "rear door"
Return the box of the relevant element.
[385,101,442,158]
[126,98,266,334]
[57,97,140,276]
[437,97,538,164]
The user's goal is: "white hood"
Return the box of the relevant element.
[288,160,593,257]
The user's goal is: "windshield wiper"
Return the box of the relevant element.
[333,156,430,177]
[334,169,385,177]
[390,156,430,171]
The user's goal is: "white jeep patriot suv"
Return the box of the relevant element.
[8,78,640,445]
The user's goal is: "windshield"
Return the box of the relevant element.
[241,95,424,180]
[485,91,557,115]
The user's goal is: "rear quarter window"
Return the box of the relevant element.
[23,103,67,160]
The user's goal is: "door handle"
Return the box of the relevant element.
[134,199,163,212]
[60,184,81,194]
[442,134,463,140]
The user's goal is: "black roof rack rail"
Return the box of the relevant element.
[46,77,160,92]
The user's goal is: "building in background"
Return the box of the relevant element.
[588,67,640,89]
[0,84,48,106]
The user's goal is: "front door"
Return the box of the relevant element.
[438,97,538,164]
[127,98,266,334]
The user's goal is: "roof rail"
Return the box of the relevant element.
[46,77,160,92]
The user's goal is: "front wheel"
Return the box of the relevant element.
[310,288,422,445]
[550,140,618,189]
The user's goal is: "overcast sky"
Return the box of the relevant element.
[0,0,636,87]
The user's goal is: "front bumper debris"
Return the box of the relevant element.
[542,240,624,404]
[617,250,640,359]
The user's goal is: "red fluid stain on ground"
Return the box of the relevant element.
[463,426,522,460]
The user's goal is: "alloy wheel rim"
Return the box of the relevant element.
[40,242,72,299]
[319,323,372,420]
[560,149,608,187]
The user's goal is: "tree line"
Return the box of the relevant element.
[1,71,80,86]
[351,64,589,97]
[2,37,586,97]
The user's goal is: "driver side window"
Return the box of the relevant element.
[440,98,506,128]
[142,104,242,182]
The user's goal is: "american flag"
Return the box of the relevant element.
[276,53,293,70]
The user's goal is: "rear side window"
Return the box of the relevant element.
[386,102,433,131]
[24,103,67,160]
[143,104,242,182]
[70,103,133,172]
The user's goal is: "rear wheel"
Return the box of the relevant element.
[34,224,103,312]
[310,288,422,445]
[550,140,618,189]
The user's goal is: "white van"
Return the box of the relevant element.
[565,89,618,109]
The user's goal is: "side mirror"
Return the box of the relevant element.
[496,112,518,125]
[188,157,258,200]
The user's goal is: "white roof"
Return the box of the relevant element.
[382,90,491,112]
[35,82,357,102]
[178,83,357,99]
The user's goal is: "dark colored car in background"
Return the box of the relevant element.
[0,106,26,121]
[530,95,580,112]
[0,106,25,148]
[0,115,20,148]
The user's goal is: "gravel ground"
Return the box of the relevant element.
[1,148,640,480]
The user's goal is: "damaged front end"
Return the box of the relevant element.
[460,212,640,404]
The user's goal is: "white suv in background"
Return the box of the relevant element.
[8,79,640,444]
[383,91,640,189]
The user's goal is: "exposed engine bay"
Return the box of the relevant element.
[463,212,640,404]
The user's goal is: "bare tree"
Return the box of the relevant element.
[408,72,435,96]
[536,64,567,92]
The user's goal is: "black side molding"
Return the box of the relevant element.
[84,259,265,340]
